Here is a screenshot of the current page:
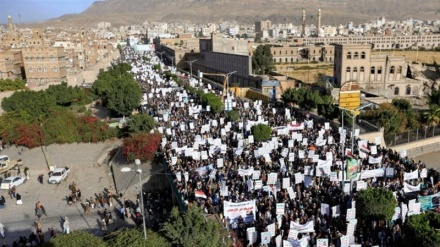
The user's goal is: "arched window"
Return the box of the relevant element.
[285,58,288,62]
[273,59,276,62]
[273,51,276,55]
[291,50,293,54]
[397,66,402,73]
[28,66,33,73]
[378,66,382,74]
[279,51,282,55]
[354,52,359,59]
[346,67,351,72]
[53,66,58,72]
[371,66,375,74]
[38,67,42,72]
[50,55,55,61]
[353,67,358,72]
[390,66,395,74]
[394,87,400,95]
[406,86,411,95]
[285,50,287,54]
[347,52,352,59]
[360,67,365,72]
[361,51,366,59]
[43,66,47,72]
[279,58,282,62]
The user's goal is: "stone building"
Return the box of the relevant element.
[22,47,67,86]
[333,44,423,97]
[270,45,335,63]
[0,50,24,80]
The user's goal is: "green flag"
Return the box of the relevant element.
[346,158,359,180]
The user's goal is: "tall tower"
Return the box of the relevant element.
[317,9,321,37]
[302,10,306,37]
[7,16,14,32]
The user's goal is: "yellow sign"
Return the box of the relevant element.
[339,90,361,110]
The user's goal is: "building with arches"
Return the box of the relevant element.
[334,44,423,97]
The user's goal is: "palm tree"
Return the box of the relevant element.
[423,106,440,126]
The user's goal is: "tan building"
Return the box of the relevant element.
[334,44,422,97]
[255,20,272,33]
[270,45,335,63]
[22,47,67,86]
[0,50,24,80]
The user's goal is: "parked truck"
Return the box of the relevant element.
[48,167,70,184]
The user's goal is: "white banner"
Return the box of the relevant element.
[368,156,383,164]
[223,200,256,223]
[238,167,254,177]
[361,168,384,179]
[290,221,314,233]
[404,170,418,181]
[403,182,421,193]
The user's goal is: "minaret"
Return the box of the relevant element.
[317,9,321,37]
[302,10,306,37]
[7,16,14,32]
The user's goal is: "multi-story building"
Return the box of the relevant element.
[0,50,24,80]
[270,45,335,63]
[255,20,272,33]
[22,47,67,86]
[302,34,440,50]
[333,44,423,97]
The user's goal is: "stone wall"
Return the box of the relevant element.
[391,135,440,158]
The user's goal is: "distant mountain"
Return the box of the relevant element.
[44,0,439,27]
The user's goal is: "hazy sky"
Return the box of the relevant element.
[0,0,99,24]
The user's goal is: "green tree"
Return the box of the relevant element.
[252,45,275,75]
[392,98,419,129]
[127,113,156,133]
[1,90,58,121]
[402,212,440,247]
[317,95,339,120]
[162,206,228,247]
[427,88,440,107]
[0,78,26,92]
[43,230,106,247]
[104,228,171,247]
[299,89,322,110]
[281,88,302,106]
[200,93,224,114]
[423,105,440,126]
[251,123,272,142]
[355,188,396,221]
[361,103,402,136]
[227,110,241,122]
[92,63,142,116]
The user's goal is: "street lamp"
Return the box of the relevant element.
[185,60,197,79]
[40,123,51,170]
[156,51,165,62]
[225,71,237,111]
[120,158,147,240]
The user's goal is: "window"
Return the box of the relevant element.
[279,51,281,55]
[279,58,282,62]
[347,52,352,59]
[360,67,365,72]
[53,66,58,72]
[354,52,359,59]
[29,67,33,73]
[43,66,47,72]
[346,67,351,72]
[291,51,293,55]
[38,67,42,72]
[274,51,276,55]
[273,59,276,62]
[394,87,400,95]
[353,67,358,72]
[285,50,287,55]
[285,58,288,62]
[361,51,366,59]
[231,46,235,51]
[371,66,375,74]
[397,66,402,73]
[50,55,55,61]
[378,66,382,74]
[406,86,411,95]
[390,66,395,74]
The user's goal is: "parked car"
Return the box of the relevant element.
[0,176,26,190]
[48,167,70,184]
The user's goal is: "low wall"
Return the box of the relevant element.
[391,135,440,157]
[359,129,386,148]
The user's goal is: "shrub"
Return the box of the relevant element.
[200,93,224,114]
[356,188,396,221]
[227,110,240,122]
[122,132,162,162]
[402,212,440,247]
[251,124,272,142]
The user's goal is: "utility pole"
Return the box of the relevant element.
[225,71,237,111]
[185,60,197,79]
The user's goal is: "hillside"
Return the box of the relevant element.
[42,0,439,27]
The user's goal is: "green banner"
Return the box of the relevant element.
[346,158,359,180]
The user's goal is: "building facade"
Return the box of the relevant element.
[22,47,67,86]
[270,45,335,63]
[334,44,422,97]
[0,50,23,80]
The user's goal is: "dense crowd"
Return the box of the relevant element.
[123,47,440,247]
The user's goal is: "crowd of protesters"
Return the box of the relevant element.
[122,47,440,247]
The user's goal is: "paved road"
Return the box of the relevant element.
[0,141,133,246]
[415,151,440,171]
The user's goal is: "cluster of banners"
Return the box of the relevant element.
[419,192,440,211]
